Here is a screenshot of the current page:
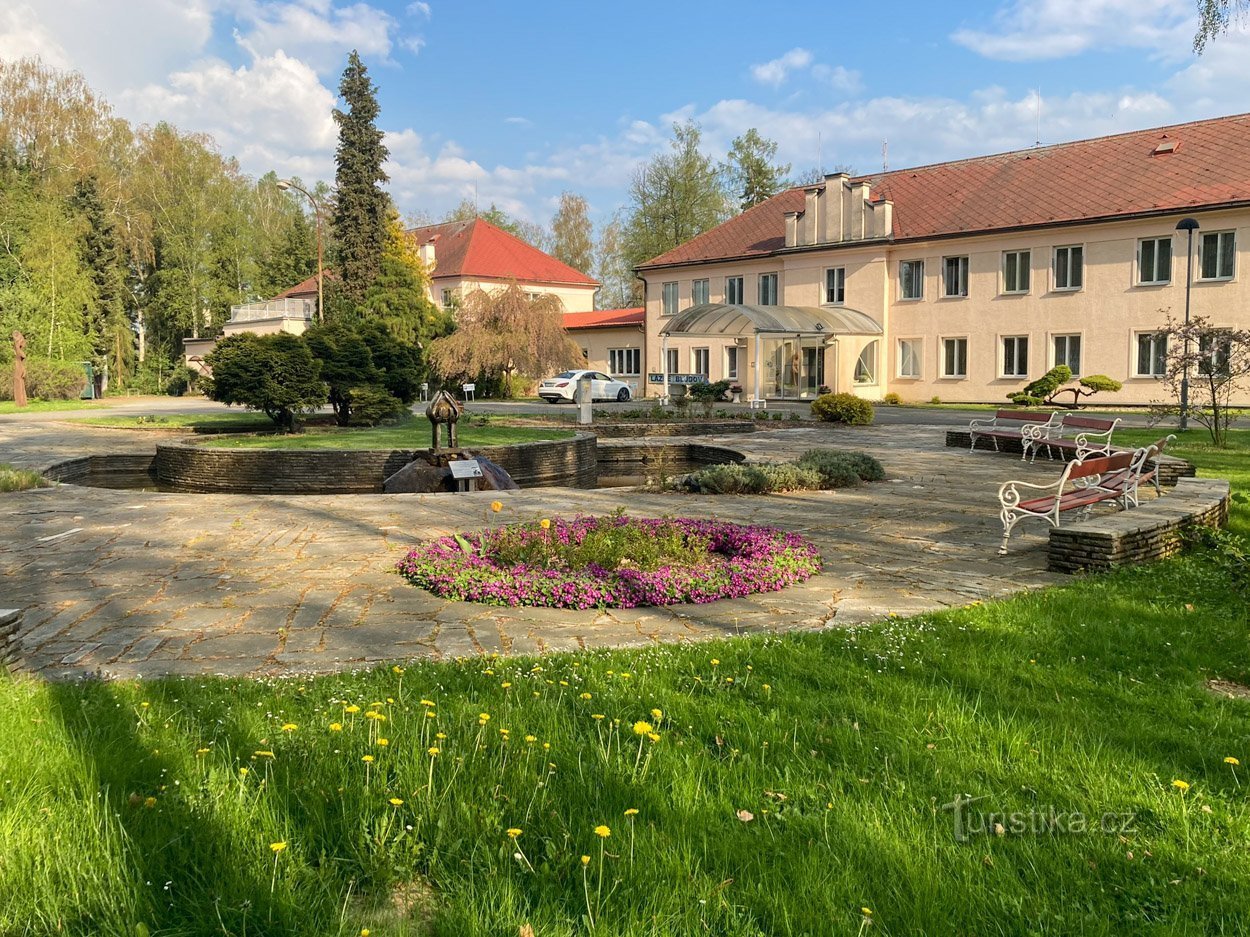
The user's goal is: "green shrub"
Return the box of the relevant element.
[756,462,823,492]
[810,392,874,425]
[345,385,408,426]
[0,359,87,400]
[0,463,48,491]
[755,410,769,421]
[797,448,886,487]
[929,395,942,404]
[882,392,902,406]
[204,333,326,432]
[687,463,769,494]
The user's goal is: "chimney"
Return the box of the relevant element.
[824,173,849,242]
[803,185,823,245]
[849,181,872,240]
[418,235,438,270]
[784,211,800,248]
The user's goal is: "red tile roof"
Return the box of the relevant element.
[410,218,598,287]
[639,112,1250,269]
[274,273,320,299]
[563,307,645,330]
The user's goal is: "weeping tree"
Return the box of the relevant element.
[425,282,582,398]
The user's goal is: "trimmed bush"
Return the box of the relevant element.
[798,448,886,486]
[810,392,874,425]
[688,463,769,494]
[685,449,881,494]
[882,392,902,406]
[756,462,823,492]
[345,384,408,426]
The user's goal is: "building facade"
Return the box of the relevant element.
[637,113,1250,405]
[563,307,646,393]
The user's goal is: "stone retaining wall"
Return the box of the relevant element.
[596,441,744,480]
[591,421,755,438]
[944,429,1195,488]
[1048,477,1230,573]
[43,453,157,485]
[154,433,597,494]
[0,609,22,671]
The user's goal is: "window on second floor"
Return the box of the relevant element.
[1003,250,1031,293]
[725,276,744,304]
[942,256,969,297]
[692,278,710,305]
[1138,237,1172,285]
[1199,231,1236,280]
[1053,245,1084,291]
[824,267,846,304]
[758,273,778,305]
[1001,335,1029,378]
[899,260,924,300]
[661,281,679,315]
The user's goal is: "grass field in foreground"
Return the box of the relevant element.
[0,435,1246,936]
[0,397,111,414]
[70,412,282,432]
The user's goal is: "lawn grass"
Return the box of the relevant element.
[201,421,573,449]
[2,437,1247,935]
[0,462,48,491]
[70,412,282,432]
[0,397,111,414]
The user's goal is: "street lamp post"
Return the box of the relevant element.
[277,179,324,324]
[1175,217,1199,431]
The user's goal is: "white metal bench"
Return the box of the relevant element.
[1021,415,1120,463]
[997,451,1134,554]
[968,409,1059,452]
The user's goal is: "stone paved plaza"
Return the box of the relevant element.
[0,416,1068,680]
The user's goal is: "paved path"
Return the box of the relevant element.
[0,418,1067,680]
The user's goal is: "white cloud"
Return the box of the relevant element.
[231,0,399,73]
[406,1,430,18]
[811,63,862,94]
[951,0,1195,62]
[0,4,71,68]
[750,48,813,87]
[399,34,425,54]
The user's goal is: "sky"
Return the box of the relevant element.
[2,0,1249,230]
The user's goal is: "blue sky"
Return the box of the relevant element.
[3,0,1248,229]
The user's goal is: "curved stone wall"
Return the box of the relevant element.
[154,433,598,494]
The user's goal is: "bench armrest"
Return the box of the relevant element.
[998,476,1063,508]
[969,415,997,432]
[1073,429,1114,459]
[1020,421,1057,443]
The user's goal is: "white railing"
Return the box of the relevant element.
[228,298,314,323]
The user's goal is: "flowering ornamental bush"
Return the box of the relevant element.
[396,515,822,609]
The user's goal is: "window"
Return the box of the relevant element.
[824,267,846,304]
[725,346,740,380]
[692,278,709,305]
[1001,336,1029,378]
[665,348,679,375]
[441,288,454,310]
[1002,250,1031,293]
[1135,332,1167,377]
[1139,237,1172,285]
[758,273,778,305]
[608,348,640,376]
[942,256,969,297]
[1199,231,1236,280]
[897,339,921,378]
[854,341,877,384]
[661,281,679,315]
[1199,331,1233,377]
[1052,334,1082,375]
[1053,245,1083,291]
[942,338,968,378]
[692,347,709,378]
[725,276,744,304]
[899,259,924,300]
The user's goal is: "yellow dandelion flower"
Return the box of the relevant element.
[559,680,569,687]
[435,731,447,739]
[633,720,653,736]
[501,681,512,689]
[861,907,873,916]
[490,500,503,513]
[542,742,551,750]
[344,705,361,714]
[647,732,661,743]
[376,738,389,746]
[361,930,370,937]
[362,755,375,764]
[1172,779,1191,792]
[253,750,275,758]
[499,728,510,736]
[580,692,592,700]
[425,711,436,719]
[270,842,287,853]
[594,825,611,839]
[144,796,157,809]
[483,669,495,676]
[427,746,440,756]
[540,518,551,530]
[710,659,720,666]
[591,713,605,721]
[506,827,523,838]
[624,808,639,817]
[420,699,436,707]
[239,767,249,777]
[280,723,297,732]
[389,797,404,806]
[392,665,405,675]
[525,735,537,743]
[650,708,663,720]
[762,683,772,691]
[580,855,591,866]
[329,722,343,732]
[479,712,491,722]
[1226,756,1241,766]
[364,711,386,721]
[196,747,211,755]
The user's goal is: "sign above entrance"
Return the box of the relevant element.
[647,373,704,384]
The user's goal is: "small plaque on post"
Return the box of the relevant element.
[448,459,484,479]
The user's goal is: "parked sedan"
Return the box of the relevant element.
[538,370,632,403]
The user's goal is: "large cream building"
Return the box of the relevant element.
[637,113,1250,405]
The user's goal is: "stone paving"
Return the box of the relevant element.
[0,418,1067,680]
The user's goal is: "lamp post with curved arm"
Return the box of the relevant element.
[277,178,324,324]
[1175,216,1199,431]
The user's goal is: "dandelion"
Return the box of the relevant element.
[594,825,611,838]
[580,692,593,700]
[280,723,297,732]
[389,798,404,807]
[647,732,661,743]
[1172,779,1191,792]
[435,732,446,739]
[425,711,436,719]
[195,747,211,755]
[361,930,370,937]
[238,767,249,777]
[540,518,551,530]
[365,711,386,722]
[711,659,720,666]
[625,808,639,864]
[392,665,404,675]
[344,705,361,714]
[650,708,663,721]
[420,699,436,707]
[581,854,591,866]
[377,738,389,746]
[1226,757,1241,765]
[362,755,375,764]
[507,827,523,838]
[525,735,537,743]
[144,796,157,809]
[501,681,512,689]
[329,722,343,731]
[624,808,639,817]
[427,746,440,756]
[254,750,275,758]
[270,842,287,853]
[633,721,653,736]
[591,714,604,720]
[491,500,503,512]
[478,712,491,724]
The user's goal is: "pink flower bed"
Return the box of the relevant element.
[396,515,822,610]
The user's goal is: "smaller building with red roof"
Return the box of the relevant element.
[563,307,646,386]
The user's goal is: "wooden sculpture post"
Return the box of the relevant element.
[11,331,27,408]
[425,389,462,452]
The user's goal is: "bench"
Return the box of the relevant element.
[997,451,1135,555]
[1094,435,1176,508]
[1021,414,1120,463]
[968,409,1059,453]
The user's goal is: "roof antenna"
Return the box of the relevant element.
[1035,88,1042,147]
[882,139,888,172]
[817,131,822,176]
[474,182,479,216]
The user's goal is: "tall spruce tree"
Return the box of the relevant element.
[331,51,389,304]
[70,175,131,382]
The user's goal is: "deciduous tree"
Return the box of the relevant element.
[550,192,594,274]
[723,129,790,210]
[1194,0,1248,50]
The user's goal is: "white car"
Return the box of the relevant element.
[538,369,632,403]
